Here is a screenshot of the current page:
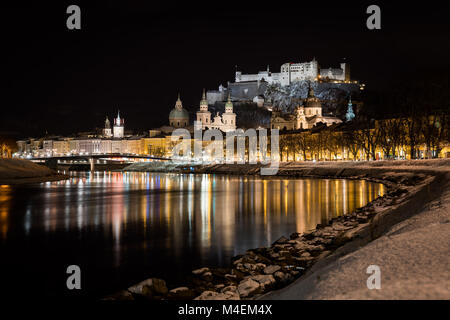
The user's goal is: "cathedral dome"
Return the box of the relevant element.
[169,108,189,120]
[169,94,189,128]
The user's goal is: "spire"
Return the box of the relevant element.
[202,88,206,100]
[175,93,183,110]
[225,93,233,113]
[345,96,355,122]
[105,116,111,128]
[114,110,124,126]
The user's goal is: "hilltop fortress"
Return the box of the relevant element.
[206,59,361,107]
[235,58,350,86]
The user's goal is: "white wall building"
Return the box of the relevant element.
[113,111,124,138]
[235,59,350,86]
[196,92,236,132]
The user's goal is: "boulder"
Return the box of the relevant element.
[192,267,210,276]
[201,271,213,282]
[103,290,134,301]
[168,287,196,300]
[225,273,238,282]
[128,278,167,296]
[141,278,168,298]
[195,290,240,300]
[263,265,281,275]
[250,274,276,291]
[237,278,261,298]
[272,236,289,245]
[273,271,292,284]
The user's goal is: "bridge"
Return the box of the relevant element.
[29,153,171,171]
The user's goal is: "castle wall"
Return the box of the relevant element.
[228,81,268,100]
[237,60,348,86]
[206,91,225,105]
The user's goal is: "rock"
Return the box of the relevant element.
[141,278,168,298]
[237,278,261,298]
[195,290,240,300]
[201,271,213,282]
[192,267,209,276]
[263,265,281,275]
[269,252,280,259]
[290,232,301,239]
[305,244,325,255]
[272,236,289,245]
[294,256,315,268]
[232,268,246,281]
[279,250,291,257]
[128,278,167,296]
[273,271,292,284]
[215,284,225,290]
[103,290,134,301]
[221,285,237,293]
[225,273,238,282]
[300,252,311,258]
[168,287,196,300]
[250,274,276,291]
[302,230,316,240]
[332,222,352,231]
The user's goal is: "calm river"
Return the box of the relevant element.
[0,172,384,299]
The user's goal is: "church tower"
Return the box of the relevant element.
[221,94,236,132]
[196,89,211,130]
[345,96,355,122]
[103,116,112,137]
[113,110,124,138]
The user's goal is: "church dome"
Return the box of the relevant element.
[169,93,189,120]
[169,108,189,120]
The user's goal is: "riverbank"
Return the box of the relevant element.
[108,159,450,300]
[0,158,68,185]
[263,172,450,299]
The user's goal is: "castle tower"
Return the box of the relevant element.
[113,110,124,138]
[196,89,211,130]
[103,116,112,137]
[221,94,236,132]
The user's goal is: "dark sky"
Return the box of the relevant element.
[2,1,449,137]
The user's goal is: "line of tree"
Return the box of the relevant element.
[279,111,449,161]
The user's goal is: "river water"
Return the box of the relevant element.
[0,172,384,299]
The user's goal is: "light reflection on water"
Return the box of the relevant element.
[0,172,384,297]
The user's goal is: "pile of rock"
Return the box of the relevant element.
[105,191,395,301]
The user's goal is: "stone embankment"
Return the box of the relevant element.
[107,159,449,300]
[0,158,68,185]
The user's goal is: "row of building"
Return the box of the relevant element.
[15,90,238,158]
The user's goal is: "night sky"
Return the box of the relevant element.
[2,1,449,137]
